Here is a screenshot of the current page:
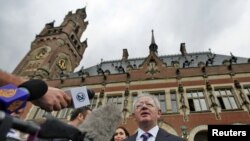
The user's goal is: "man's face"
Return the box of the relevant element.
[133,96,161,125]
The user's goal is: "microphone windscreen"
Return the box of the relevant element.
[38,115,82,139]
[87,89,95,100]
[78,104,122,141]
[18,79,48,101]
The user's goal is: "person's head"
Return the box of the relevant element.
[132,93,161,131]
[69,106,92,127]
[111,126,130,141]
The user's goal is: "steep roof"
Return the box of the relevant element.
[71,50,248,77]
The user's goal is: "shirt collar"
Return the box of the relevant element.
[136,125,159,140]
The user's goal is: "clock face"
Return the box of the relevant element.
[57,58,67,70]
[35,46,51,60]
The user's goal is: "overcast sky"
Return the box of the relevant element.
[1,0,250,73]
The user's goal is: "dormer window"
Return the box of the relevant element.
[97,68,104,75]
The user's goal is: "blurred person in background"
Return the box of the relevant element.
[111,126,130,141]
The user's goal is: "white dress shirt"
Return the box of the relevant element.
[136,125,159,141]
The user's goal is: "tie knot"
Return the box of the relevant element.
[141,132,152,141]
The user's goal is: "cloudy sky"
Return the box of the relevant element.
[1,0,250,73]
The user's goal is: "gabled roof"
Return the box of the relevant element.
[74,51,248,77]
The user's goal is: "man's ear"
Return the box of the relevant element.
[77,113,83,119]
[157,109,162,119]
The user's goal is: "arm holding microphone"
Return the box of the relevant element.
[31,87,71,112]
[0,70,71,112]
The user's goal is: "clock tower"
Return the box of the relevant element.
[13,7,88,79]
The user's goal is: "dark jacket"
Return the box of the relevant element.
[124,128,185,141]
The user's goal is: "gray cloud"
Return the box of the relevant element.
[0,0,249,73]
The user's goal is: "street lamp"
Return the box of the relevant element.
[180,125,189,140]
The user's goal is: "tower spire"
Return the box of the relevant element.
[151,30,155,44]
[149,29,158,54]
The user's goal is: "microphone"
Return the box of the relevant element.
[37,104,122,141]
[79,103,122,141]
[18,79,48,101]
[0,111,40,134]
[37,115,83,140]
[0,79,48,113]
[65,86,95,108]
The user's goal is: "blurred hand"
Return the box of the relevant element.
[31,87,71,112]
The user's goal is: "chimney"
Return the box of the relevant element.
[122,49,129,61]
[180,43,187,56]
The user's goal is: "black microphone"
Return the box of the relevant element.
[37,104,122,141]
[37,115,83,140]
[0,111,40,134]
[18,79,48,101]
[86,89,95,100]
[0,79,48,113]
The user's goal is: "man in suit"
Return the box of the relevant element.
[124,93,184,141]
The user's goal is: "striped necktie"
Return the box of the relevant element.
[141,132,152,141]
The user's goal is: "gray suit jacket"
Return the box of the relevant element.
[124,128,185,141]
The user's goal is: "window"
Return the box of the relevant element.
[131,93,138,111]
[243,86,250,101]
[187,90,208,112]
[170,90,178,113]
[107,95,123,110]
[34,108,46,119]
[27,106,39,119]
[194,131,208,141]
[214,88,238,110]
[57,108,69,119]
[151,92,167,113]
[90,96,98,109]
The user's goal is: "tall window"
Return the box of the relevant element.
[90,96,98,109]
[214,88,238,110]
[151,92,167,113]
[57,108,69,119]
[34,108,46,119]
[187,90,208,112]
[131,93,138,111]
[243,86,250,101]
[170,90,178,113]
[107,95,123,110]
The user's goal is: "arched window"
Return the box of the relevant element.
[194,130,208,141]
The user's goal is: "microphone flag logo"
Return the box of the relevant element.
[76,92,86,102]
[0,84,28,113]
[65,86,90,108]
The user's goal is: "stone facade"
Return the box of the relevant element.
[13,7,250,141]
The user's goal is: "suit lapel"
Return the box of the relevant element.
[126,132,137,141]
[155,128,169,141]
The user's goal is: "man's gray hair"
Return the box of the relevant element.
[132,93,161,112]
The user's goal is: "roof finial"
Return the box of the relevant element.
[151,29,156,44]
[149,29,158,54]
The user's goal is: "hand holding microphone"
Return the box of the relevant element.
[0,70,75,112]
[32,86,95,112]
[0,79,48,113]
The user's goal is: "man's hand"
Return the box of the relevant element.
[31,87,71,112]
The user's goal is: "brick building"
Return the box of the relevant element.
[13,7,250,141]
